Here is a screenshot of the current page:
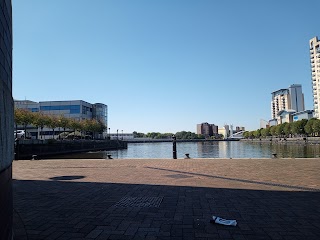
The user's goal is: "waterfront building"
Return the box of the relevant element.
[218,127,228,139]
[310,36,320,118]
[197,122,218,138]
[270,84,305,125]
[292,110,314,122]
[234,126,245,133]
[0,0,13,238]
[271,84,305,119]
[14,100,108,139]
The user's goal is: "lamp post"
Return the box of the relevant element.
[108,127,110,140]
[122,130,123,140]
[117,129,118,140]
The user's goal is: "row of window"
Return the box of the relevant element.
[40,105,80,111]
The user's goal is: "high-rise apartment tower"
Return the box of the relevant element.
[310,36,320,118]
[271,84,305,119]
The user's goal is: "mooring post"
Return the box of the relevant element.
[172,135,177,159]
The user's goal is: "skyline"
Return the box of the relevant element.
[12,0,320,133]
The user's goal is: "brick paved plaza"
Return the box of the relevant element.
[13,158,320,240]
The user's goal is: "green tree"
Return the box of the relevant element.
[253,129,261,138]
[14,109,25,138]
[47,116,59,139]
[305,118,317,136]
[133,131,145,138]
[264,127,271,137]
[283,122,291,137]
[69,119,81,139]
[19,109,35,138]
[270,126,277,137]
[275,124,285,137]
[291,119,307,136]
[33,113,50,139]
[260,128,269,138]
[57,116,70,139]
[312,119,320,136]
[243,131,249,139]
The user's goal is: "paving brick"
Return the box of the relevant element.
[85,229,102,238]
[12,158,320,240]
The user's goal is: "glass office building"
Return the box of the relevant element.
[93,103,108,127]
[14,100,108,139]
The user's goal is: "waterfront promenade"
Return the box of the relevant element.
[13,158,320,240]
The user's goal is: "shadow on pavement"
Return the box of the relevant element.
[49,176,86,181]
[13,179,320,240]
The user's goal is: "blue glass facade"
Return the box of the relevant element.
[93,103,108,127]
[29,108,39,112]
[40,105,80,114]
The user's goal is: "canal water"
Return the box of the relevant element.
[50,141,320,159]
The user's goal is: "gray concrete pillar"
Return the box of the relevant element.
[0,0,13,239]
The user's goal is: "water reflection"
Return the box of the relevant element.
[47,141,320,159]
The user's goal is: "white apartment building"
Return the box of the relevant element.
[271,84,305,120]
[310,36,320,118]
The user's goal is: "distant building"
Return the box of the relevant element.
[235,126,245,132]
[310,36,320,118]
[197,122,218,138]
[292,110,314,122]
[271,84,305,120]
[14,100,108,139]
[218,126,229,139]
[109,133,134,140]
[270,84,305,125]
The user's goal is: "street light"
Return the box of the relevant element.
[122,130,123,140]
[117,129,118,140]
[108,127,110,140]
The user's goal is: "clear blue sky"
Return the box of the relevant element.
[12,0,320,133]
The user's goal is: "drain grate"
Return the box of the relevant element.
[113,197,163,208]
[166,174,192,179]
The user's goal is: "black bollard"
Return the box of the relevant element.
[172,135,177,159]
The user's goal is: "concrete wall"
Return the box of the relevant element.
[0,0,13,239]
[15,140,127,159]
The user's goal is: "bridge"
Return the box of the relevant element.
[228,130,245,139]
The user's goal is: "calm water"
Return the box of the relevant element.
[51,141,320,159]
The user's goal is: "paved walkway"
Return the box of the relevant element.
[13,158,320,240]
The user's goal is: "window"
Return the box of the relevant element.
[40,105,80,114]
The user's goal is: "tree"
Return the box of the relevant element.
[14,109,25,138]
[243,131,250,139]
[291,119,307,136]
[133,131,145,138]
[283,122,291,137]
[33,113,50,139]
[58,116,70,139]
[46,116,59,139]
[275,124,285,137]
[260,127,271,138]
[18,109,35,138]
[312,119,320,136]
[305,118,317,136]
[69,119,82,139]
[253,129,261,138]
[270,126,277,137]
